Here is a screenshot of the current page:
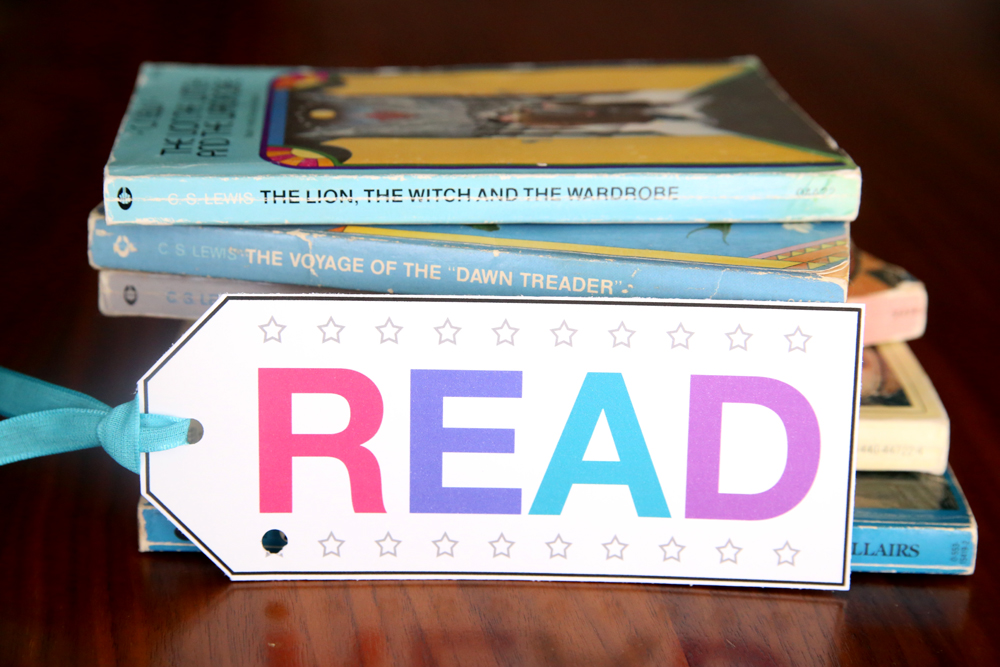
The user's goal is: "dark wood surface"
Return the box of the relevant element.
[2,0,999,663]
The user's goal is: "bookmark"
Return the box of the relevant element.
[0,366,194,472]
[136,294,863,589]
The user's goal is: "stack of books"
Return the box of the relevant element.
[90,59,974,574]
[846,250,975,573]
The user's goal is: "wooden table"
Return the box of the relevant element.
[2,0,999,663]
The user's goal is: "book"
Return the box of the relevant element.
[98,269,355,320]
[99,248,914,325]
[104,59,860,225]
[138,498,199,553]
[847,248,927,345]
[137,467,978,575]
[88,206,851,303]
[102,244,911,322]
[858,342,949,474]
[851,467,976,574]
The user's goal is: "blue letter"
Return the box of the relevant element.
[529,373,669,517]
[410,370,522,514]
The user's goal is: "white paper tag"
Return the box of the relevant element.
[140,295,863,589]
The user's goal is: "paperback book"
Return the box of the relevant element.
[851,467,976,575]
[137,467,977,575]
[104,59,860,225]
[858,342,949,474]
[89,206,851,302]
[98,269,353,320]
[847,248,927,345]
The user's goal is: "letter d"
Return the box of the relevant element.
[686,375,821,520]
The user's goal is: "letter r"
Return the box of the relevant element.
[258,368,386,513]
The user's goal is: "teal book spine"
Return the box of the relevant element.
[849,523,976,574]
[139,474,978,574]
[88,207,850,302]
[850,468,977,575]
[139,499,199,552]
[103,61,860,225]
[138,504,979,569]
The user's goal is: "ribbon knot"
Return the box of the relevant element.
[0,367,193,473]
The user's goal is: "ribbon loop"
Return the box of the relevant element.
[0,367,192,474]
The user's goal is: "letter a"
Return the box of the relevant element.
[258,368,386,513]
[529,373,669,517]
[686,375,821,520]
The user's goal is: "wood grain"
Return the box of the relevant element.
[2,0,999,663]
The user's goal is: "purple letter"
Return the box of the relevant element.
[410,370,522,514]
[686,375,821,520]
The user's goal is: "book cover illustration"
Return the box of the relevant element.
[104,60,861,224]
[857,343,949,473]
[329,220,850,272]
[262,60,850,169]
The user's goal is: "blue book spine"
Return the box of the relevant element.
[89,211,847,303]
[138,500,199,552]
[104,171,862,225]
[850,522,977,574]
[137,501,977,573]
[851,468,977,575]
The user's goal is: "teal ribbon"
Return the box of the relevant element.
[0,366,192,473]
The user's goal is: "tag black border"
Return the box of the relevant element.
[142,294,862,587]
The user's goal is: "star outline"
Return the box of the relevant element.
[492,319,519,346]
[432,532,458,557]
[376,532,401,557]
[785,326,812,352]
[717,538,742,564]
[667,323,694,349]
[489,533,515,558]
[726,324,752,351]
[602,535,628,560]
[318,317,345,343]
[259,316,286,343]
[550,321,577,347]
[660,537,685,562]
[319,532,345,557]
[376,317,403,344]
[608,322,635,348]
[546,534,572,558]
[434,318,461,345]
[775,541,800,565]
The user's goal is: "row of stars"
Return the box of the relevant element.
[298,532,801,566]
[259,316,814,352]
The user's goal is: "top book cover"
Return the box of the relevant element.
[103,58,860,225]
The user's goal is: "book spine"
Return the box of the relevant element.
[89,218,846,303]
[849,289,928,346]
[139,499,977,574]
[855,435,949,474]
[98,270,349,320]
[103,170,862,225]
[138,500,199,553]
[849,521,977,574]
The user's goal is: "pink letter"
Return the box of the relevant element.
[259,368,385,513]
[686,375,821,520]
